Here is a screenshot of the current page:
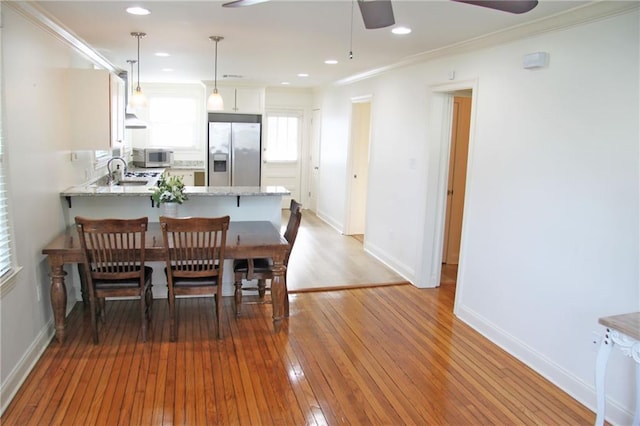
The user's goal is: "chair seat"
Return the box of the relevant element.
[94,266,153,289]
[233,258,273,273]
[165,266,220,287]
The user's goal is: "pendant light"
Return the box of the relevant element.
[129,32,147,108]
[125,59,147,129]
[207,36,224,111]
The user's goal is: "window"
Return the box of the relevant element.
[148,96,198,148]
[0,19,19,294]
[264,111,302,162]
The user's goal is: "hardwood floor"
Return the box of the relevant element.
[2,212,594,424]
[2,281,593,424]
[286,211,405,292]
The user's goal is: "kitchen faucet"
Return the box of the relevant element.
[106,156,128,184]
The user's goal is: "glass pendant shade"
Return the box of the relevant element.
[207,89,224,111]
[129,88,147,108]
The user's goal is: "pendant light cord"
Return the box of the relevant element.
[136,35,141,91]
[130,32,146,92]
[214,39,218,91]
[349,0,354,60]
[209,36,224,93]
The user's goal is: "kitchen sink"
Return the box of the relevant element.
[116,180,149,186]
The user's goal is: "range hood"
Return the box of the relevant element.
[119,70,147,129]
[125,112,146,129]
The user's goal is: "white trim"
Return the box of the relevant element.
[456,304,634,426]
[5,2,121,75]
[0,318,55,415]
[0,266,23,298]
[416,79,478,290]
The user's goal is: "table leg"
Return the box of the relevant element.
[49,260,68,343]
[634,362,640,426]
[595,328,613,426]
[271,258,286,321]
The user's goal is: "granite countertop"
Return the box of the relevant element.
[61,169,290,197]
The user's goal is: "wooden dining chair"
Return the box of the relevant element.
[233,199,302,316]
[75,216,153,344]
[160,215,230,341]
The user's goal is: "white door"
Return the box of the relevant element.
[309,109,321,213]
[346,100,371,235]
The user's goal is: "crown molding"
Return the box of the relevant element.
[4,1,122,75]
[336,1,639,86]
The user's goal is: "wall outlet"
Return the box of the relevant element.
[591,331,602,351]
[70,152,79,162]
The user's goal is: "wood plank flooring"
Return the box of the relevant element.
[2,281,593,425]
[286,212,405,292]
[2,211,594,424]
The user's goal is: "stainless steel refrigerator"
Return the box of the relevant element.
[208,114,261,187]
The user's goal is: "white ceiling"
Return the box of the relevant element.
[34,0,588,88]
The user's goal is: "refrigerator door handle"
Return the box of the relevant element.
[228,130,234,186]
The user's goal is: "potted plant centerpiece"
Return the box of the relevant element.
[151,175,188,217]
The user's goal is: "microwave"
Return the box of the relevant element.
[132,148,173,168]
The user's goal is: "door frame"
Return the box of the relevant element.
[417,79,477,302]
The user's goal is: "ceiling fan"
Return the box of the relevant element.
[222,0,539,30]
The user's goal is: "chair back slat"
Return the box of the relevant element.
[160,216,230,280]
[76,217,148,282]
[283,201,303,266]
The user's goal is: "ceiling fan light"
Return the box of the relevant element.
[207,90,224,111]
[129,88,147,108]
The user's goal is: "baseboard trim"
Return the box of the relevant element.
[0,319,55,415]
[455,303,633,426]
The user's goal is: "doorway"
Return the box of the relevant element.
[441,94,472,284]
[346,98,372,237]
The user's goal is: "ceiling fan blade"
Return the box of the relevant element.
[222,0,269,8]
[452,0,538,14]
[357,0,395,29]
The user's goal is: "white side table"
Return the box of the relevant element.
[595,312,640,426]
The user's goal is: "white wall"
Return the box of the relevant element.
[0,5,103,412]
[315,7,639,425]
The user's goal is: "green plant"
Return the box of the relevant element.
[151,175,188,205]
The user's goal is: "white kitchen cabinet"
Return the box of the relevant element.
[68,69,125,150]
[215,86,264,114]
[164,169,195,186]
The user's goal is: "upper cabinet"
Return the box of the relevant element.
[68,69,125,150]
[215,86,264,114]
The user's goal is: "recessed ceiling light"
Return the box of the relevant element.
[297,73,309,77]
[162,68,174,72]
[281,81,291,85]
[126,6,150,16]
[155,52,170,57]
[392,26,412,35]
[325,59,338,65]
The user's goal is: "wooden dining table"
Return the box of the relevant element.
[42,221,290,343]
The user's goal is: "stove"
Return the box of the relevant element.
[124,171,161,179]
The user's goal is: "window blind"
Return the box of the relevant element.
[0,19,15,279]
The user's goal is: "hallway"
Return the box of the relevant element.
[285,211,406,292]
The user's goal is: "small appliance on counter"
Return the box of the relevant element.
[133,148,174,168]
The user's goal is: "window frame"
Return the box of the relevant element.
[0,17,22,296]
[263,109,303,164]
